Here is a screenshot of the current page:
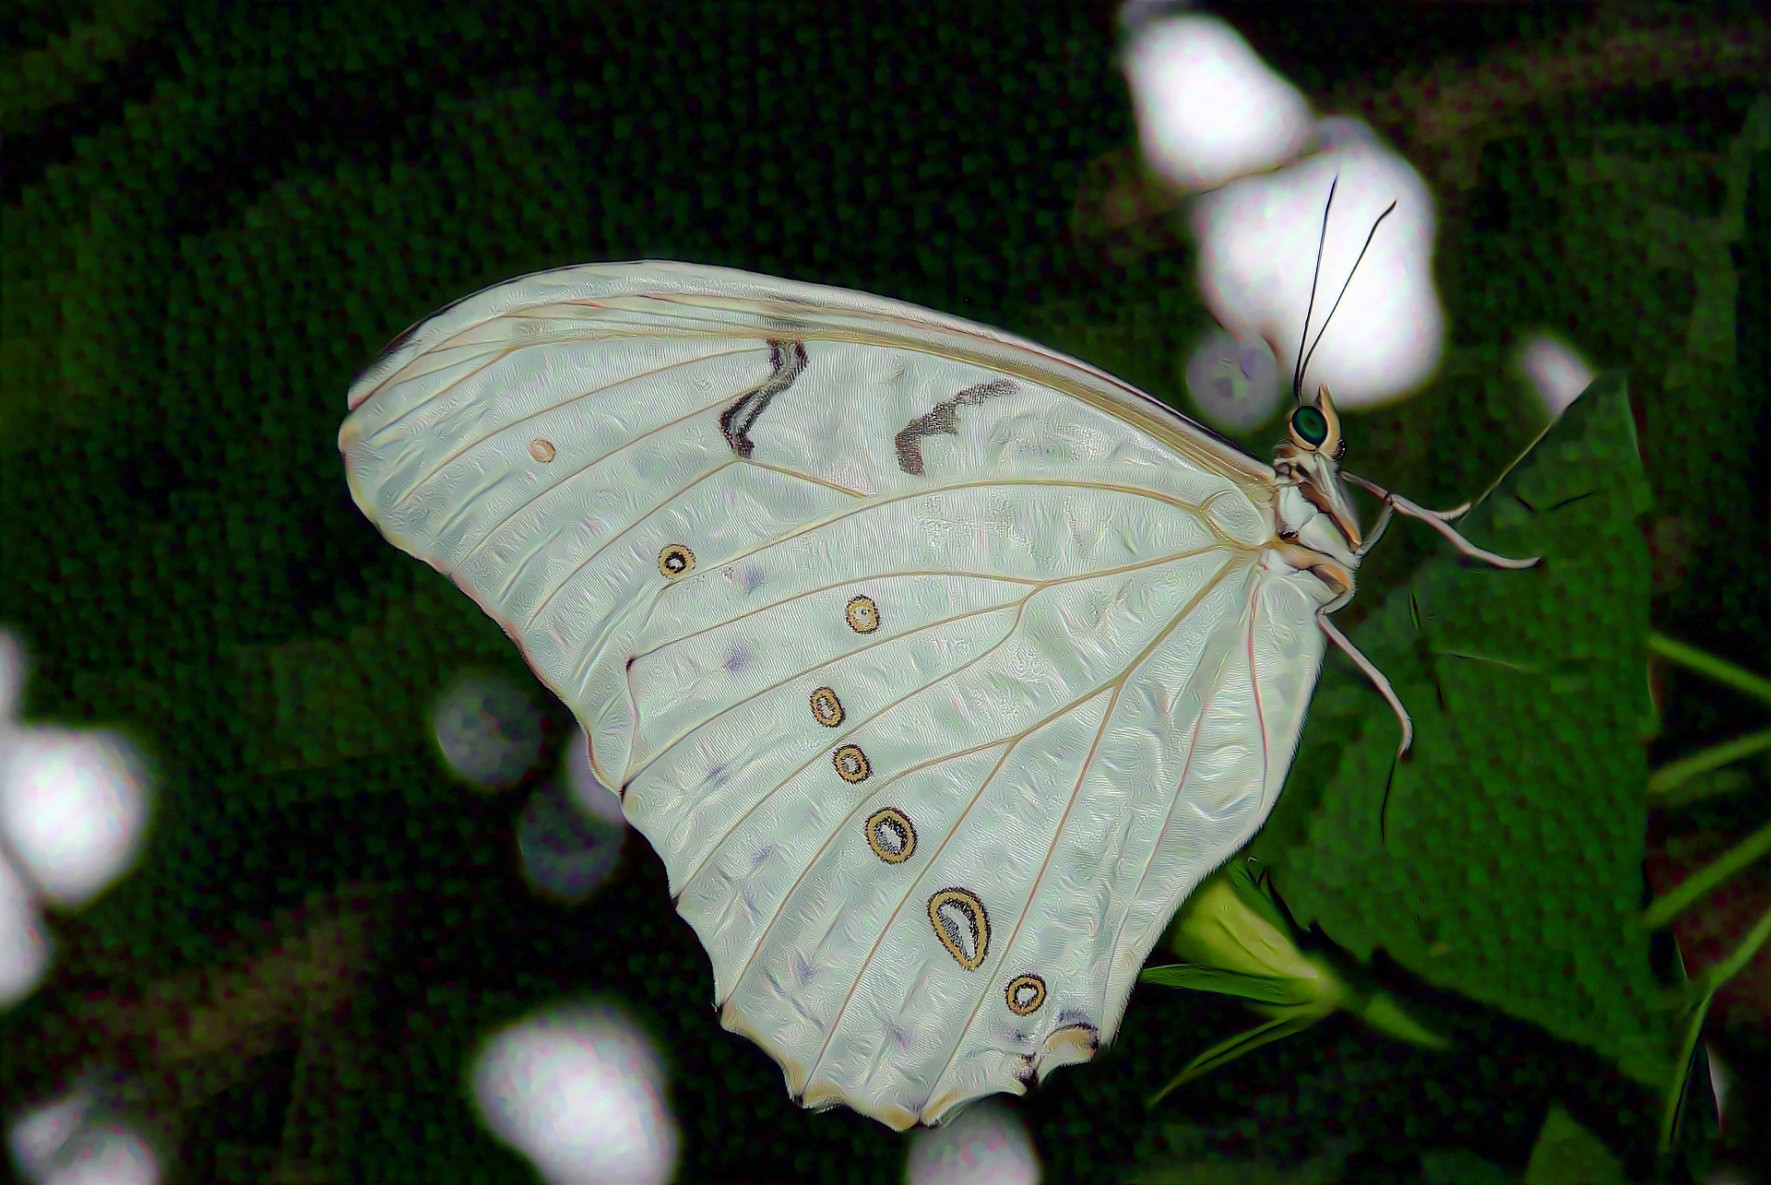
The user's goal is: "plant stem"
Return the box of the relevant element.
[1698,897,1771,1000]
[1648,633,1771,707]
[1647,727,1771,801]
[1661,991,1714,1156]
[1658,902,1771,1154]
[1642,818,1771,930]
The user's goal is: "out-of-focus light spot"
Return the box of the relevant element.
[904,1101,1039,1185]
[471,1003,679,1185]
[8,1091,91,1182]
[1119,12,1313,193]
[1191,121,1443,409]
[8,1093,159,1185]
[433,673,546,791]
[1183,328,1283,432]
[0,632,24,721]
[564,731,626,827]
[0,631,150,1008]
[37,1121,157,1185]
[1517,334,1597,416]
[0,728,150,908]
[517,780,624,903]
[8,1090,89,1176]
[0,856,51,1008]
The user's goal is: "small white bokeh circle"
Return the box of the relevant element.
[516,778,624,904]
[431,672,547,791]
[1517,335,1598,416]
[563,729,626,827]
[904,1100,1040,1185]
[470,1002,679,1185]
[1183,328,1284,433]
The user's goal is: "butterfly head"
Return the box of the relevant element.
[1274,384,1362,549]
[1272,176,1395,555]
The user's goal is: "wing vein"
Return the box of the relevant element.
[382,341,762,513]
[626,571,1038,667]
[627,544,1233,776]
[358,343,519,440]
[666,592,1038,892]
[922,681,1125,1096]
[798,557,1245,1099]
[643,543,1240,886]
[715,743,1011,1004]
[534,459,742,631]
[1116,577,1261,936]
[920,567,1256,1099]
[1247,582,1271,803]
[797,733,1030,1091]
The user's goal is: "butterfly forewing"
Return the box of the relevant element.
[340,262,1335,1129]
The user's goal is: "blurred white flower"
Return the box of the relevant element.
[7,1090,160,1185]
[34,1121,157,1185]
[904,1101,1039,1185]
[471,1003,679,1185]
[1517,334,1597,416]
[432,672,546,791]
[1120,12,1313,193]
[0,727,150,907]
[0,856,51,1008]
[0,632,24,721]
[0,628,154,1009]
[1118,5,1444,414]
[1191,123,1443,409]
[7,1089,90,1176]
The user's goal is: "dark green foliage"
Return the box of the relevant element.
[1135,378,1676,1185]
[2,2,1763,1182]
[1258,374,1662,1078]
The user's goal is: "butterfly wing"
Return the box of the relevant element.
[340,262,1334,1129]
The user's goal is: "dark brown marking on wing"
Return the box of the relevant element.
[893,378,1016,475]
[719,340,810,458]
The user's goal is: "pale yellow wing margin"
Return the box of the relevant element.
[339,262,1306,1129]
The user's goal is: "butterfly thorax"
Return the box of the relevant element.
[1261,384,1362,599]
[1267,479,1356,590]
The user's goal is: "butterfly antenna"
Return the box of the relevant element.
[1296,195,1400,401]
[1292,176,1339,402]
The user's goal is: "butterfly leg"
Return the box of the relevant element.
[1274,536,1419,759]
[1316,598,1414,759]
[1355,494,1396,555]
[1342,473,1536,569]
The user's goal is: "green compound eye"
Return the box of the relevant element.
[1291,405,1329,448]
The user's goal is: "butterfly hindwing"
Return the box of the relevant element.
[340,262,1331,1128]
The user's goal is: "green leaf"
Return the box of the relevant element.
[1146,1013,1324,1107]
[1139,964,1321,1006]
[1522,1106,1631,1185]
[1249,373,1675,1090]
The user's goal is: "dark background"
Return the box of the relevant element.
[2,2,1766,1181]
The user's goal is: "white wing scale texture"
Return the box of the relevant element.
[340,262,1334,1129]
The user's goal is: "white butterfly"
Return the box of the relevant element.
[339,222,1530,1130]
